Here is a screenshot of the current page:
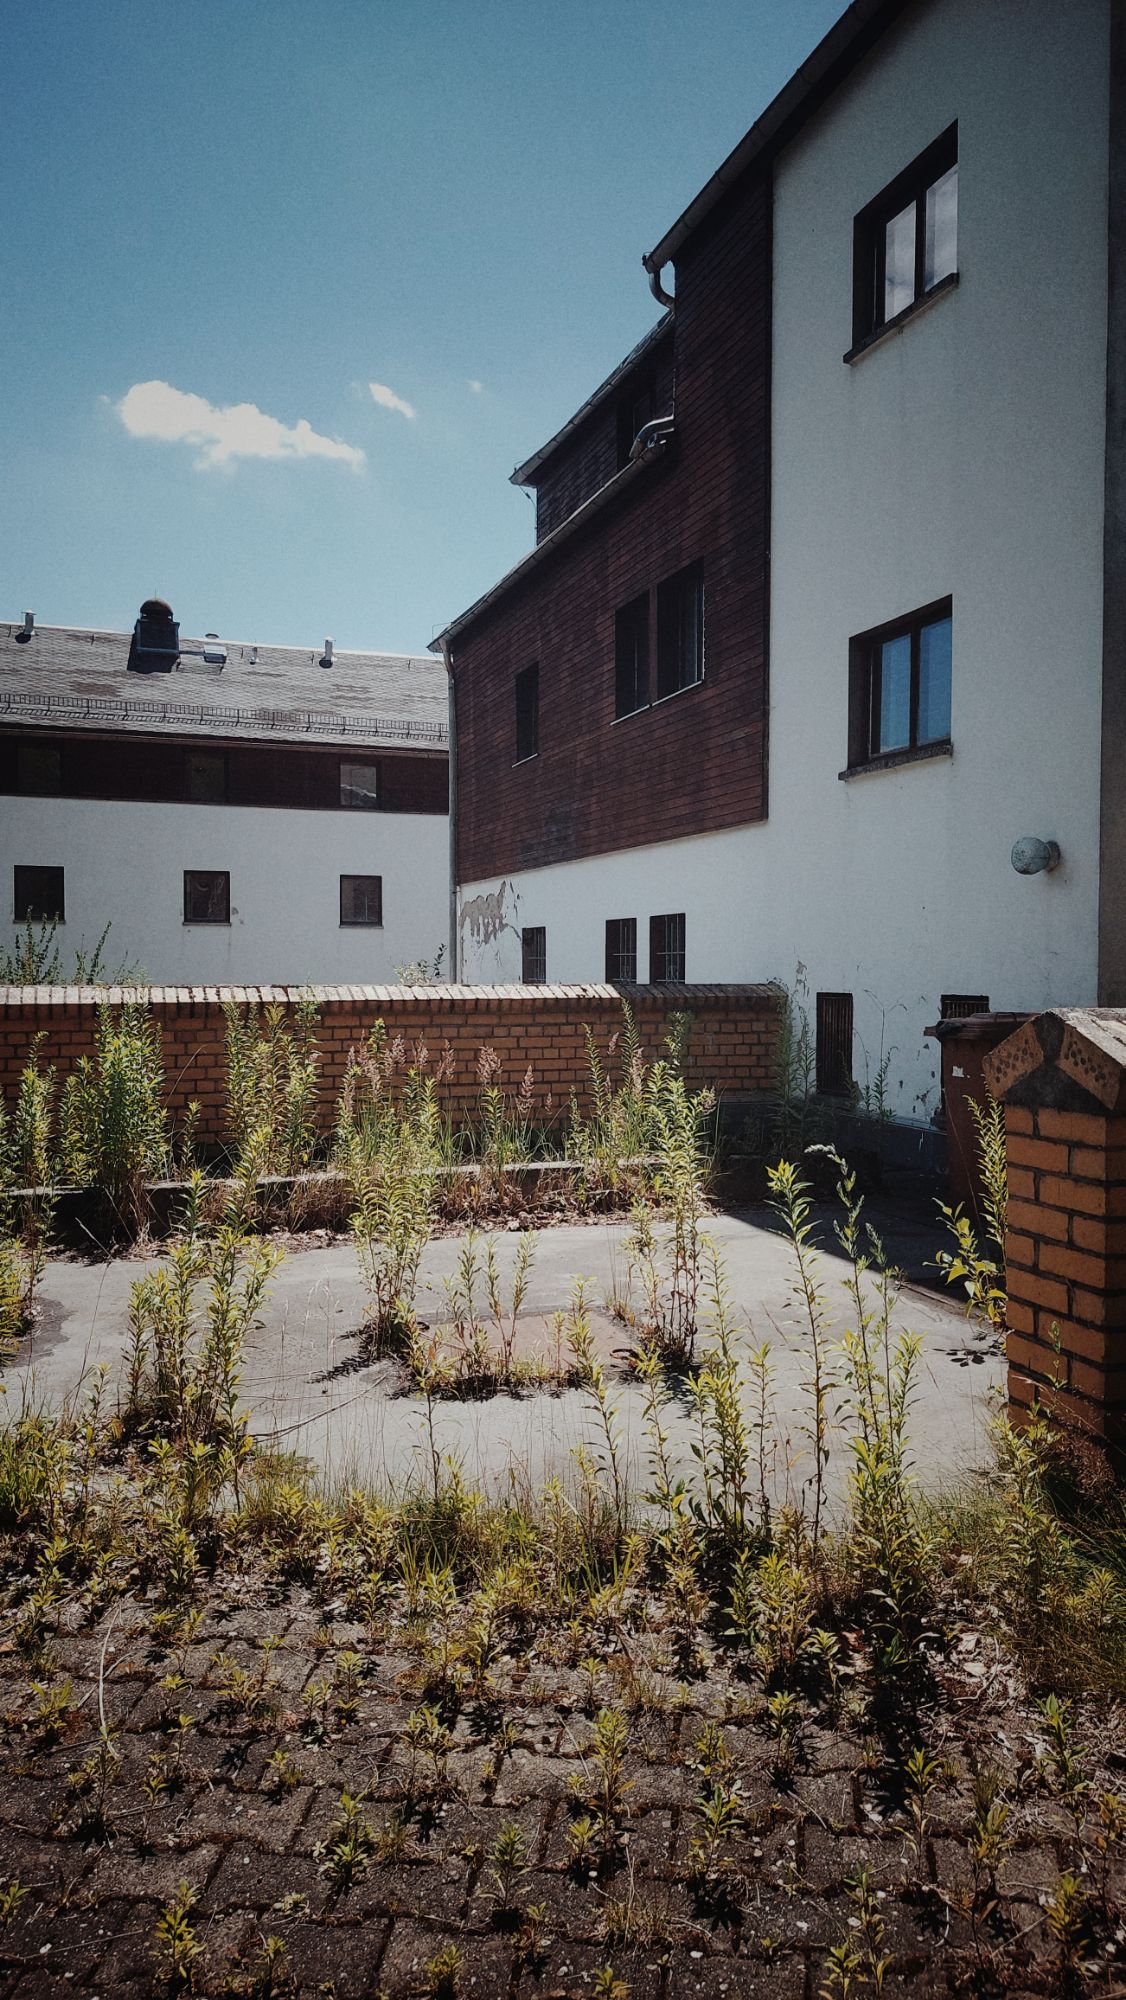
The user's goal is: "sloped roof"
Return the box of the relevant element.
[509,314,673,489]
[0,620,448,752]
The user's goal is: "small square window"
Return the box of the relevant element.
[186,750,227,803]
[605,918,637,983]
[816,992,854,1096]
[340,760,380,809]
[847,599,952,768]
[614,596,649,719]
[656,563,703,700]
[16,742,61,795]
[522,925,546,983]
[515,663,539,763]
[14,865,64,922]
[183,870,230,924]
[340,874,383,926]
[649,912,685,983]
[851,126,957,349]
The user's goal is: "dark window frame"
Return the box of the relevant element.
[850,125,958,354]
[521,925,546,983]
[339,873,383,927]
[846,596,953,774]
[614,594,650,720]
[339,758,381,810]
[816,992,854,1098]
[514,662,540,765]
[14,864,65,923]
[648,912,685,984]
[185,748,228,804]
[183,869,231,925]
[16,741,61,796]
[655,562,704,703]
[605,917,638,983]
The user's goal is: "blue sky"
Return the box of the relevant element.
[2,0,842,655]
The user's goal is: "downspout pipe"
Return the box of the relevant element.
[646,260,675,309]
[438,636,458,982]
[628,413,676,462]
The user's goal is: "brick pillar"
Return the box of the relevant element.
[984,1010,1126,1455]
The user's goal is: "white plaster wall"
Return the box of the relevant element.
[0,798,448,985]
[460,0,1110,1125]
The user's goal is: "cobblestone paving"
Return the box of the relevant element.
[0,1574,1123,1998]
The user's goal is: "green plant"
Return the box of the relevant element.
[424,1943,463,1999]
[317,1790,376,1890]
[0,1879,28,1929]
[488,1821,530,1921]
[821,1865,889,1996]
[224,996,321,1180]
[153,1881,202,1991]
[934,1096,1008,1338]
[767,1159,835,1552]
[59,1000,168,1234]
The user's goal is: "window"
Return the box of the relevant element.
[340,760,380,809]
[514,663,539,763]
[605,917,637,983]
[816,992,854,1097]
[183,870,230,924]
[616,376,655,470]
[847,598,952,770]
[940,992,990,1020]
[656,563,703,700]
[340,874,383,926]
[522,925,546,983]
[614,595,649,719]
[14,865,64,922]
[186,750,227,804]
[16,742,61,795]
[649,912,685,983]
[851,126,957,350]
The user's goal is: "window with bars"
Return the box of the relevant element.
[614,594,650,719]
[649,912,685,983]
[656,563,703,700]
[847,598,952,769]
[340,874,383,926]
[851,126,958,351]
[521,926,546,983]
[940,993,990,1020]
[816,992,854,1096]
[605,917,638,983]
[515,663,539,763]
[183,870,230,924]
[14,865,64,922]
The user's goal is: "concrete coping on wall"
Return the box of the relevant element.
[0,981,785,1013]
[984,1007,1126,1113]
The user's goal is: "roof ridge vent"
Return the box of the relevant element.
[201,632,227,666]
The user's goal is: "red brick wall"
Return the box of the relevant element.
[452,169,771,882]
[0,982,781,1150]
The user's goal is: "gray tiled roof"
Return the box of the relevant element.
[0,620,448,752]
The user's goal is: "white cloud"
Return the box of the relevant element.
[114,380,365,472]
[368,380,417,421]
[467,379,484,394]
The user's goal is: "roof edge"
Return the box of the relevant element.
[0,621,439,667]
[509,313,673,488]
[643,0,910,275]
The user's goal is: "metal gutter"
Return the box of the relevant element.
[430,436,672,652]
[642,0,909,281]
[509,314,673,487]
[438,637,459,981]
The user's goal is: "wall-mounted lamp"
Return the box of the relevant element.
[1011,837,1061,875]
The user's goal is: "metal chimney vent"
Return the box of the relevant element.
[128,598,180,673]
[202,632,227,666]
[321,637,334,668]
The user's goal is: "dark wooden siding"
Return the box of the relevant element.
[533,339,676,541]
[455,169,771,882]
[0,732,449,815]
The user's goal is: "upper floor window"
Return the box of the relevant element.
[184,869,230,924]
[186,749,227,804]
[522,925,546,983]
[17,742,61,795]
[14,865,64,922]
[515,662,539,763]
[847,598,952,771]
[340,760,380,810]
[614,595,649,719]
[656,563,703,700]
[605,917,637,983]
[851,126,957,351]
[649,911,685,983]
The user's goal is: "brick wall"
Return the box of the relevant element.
[985,1009,1126,1452]
[0,982,782,1150]
[451,167,771,883]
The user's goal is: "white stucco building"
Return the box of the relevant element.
[436,0,1124,1128]
[0,603,449,984]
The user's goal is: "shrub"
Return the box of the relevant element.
[59,1002,167,1235]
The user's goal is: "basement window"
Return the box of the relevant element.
[14,865,64,922]
[183,870,230,925]
[845,598,952,772]
[514,663,539,764]
[649,912,685,983]
[186,750,227,804]
[656,563,703,700]
[16,742,61,795]
[614,595,650,719]
[340,760,380,810]
[522,926,546,983]
[605,917,638,983]
[850,126,958,354]
[816,991,854,1096]
[340,874,383,926]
